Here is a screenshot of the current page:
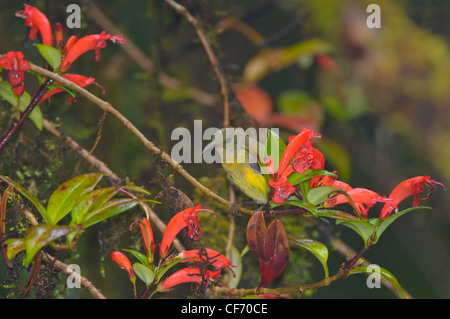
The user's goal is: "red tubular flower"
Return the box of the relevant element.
[268,175,296,204]
[60,31,126,72]
[15,4,53,46]
[380,175,444,220]
[268,128,321,204]
[38,74,104,104]
[290,139,325,174]
[179,248,235,272]
[160,267,220,290]
[63,35,78,56]
[0,51,30,96]
[159,205,216,258]
[276,128,319,179]
[110,251,136,281]
[55,22,64,51]
[324,188,393,218]
[130,217,155,261]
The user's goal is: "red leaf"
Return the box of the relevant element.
[258,219,289,288]
[246,211,267,259]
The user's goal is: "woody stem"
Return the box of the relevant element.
[0,78,53,152]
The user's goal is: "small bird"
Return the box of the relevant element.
[203,128,269,205]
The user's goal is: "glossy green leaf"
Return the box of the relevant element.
[133,263,155,287]
[307,186,341,206]
[71,186,121,225]
[123,249,150,268]
[0,175,49,223]
[374,206,431,244]
[289,237,329,278]
[262,129,286,175]
[282,200,322,217]
[46,83,77,99]
[46,173,104,225]
[34,44,62,70]
[0,82,43,130]
[81,198,140,228]
[156,256,184,282]
[4,238,25,260]
[288,169,337,187]
[317,209,359,221]
[121,185,153,197]
[349,265,406,298]
[336,219,376,248]
[24,224,75,265]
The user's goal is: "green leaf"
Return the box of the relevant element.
[221,245,243,289]
[307,186,341,206]
[336,219,376,248]
[261,129,286,175]
[123,249,150,268]
[282,199,322,217]
[374,206,431,244]
[80,198,140,228]
[71,186,121,225]
[46,173,104,225]
[46,83,77,99]
[289,237,329,278]
[156,256,184,283]
[317,209,359,221]
[34,44,62,70]
[24,224,75,265]
[4,238,25,260]
[0,175,49,223]
[0,82,43,130]
[349,265,406,298]
[288,169,337,187]
[133,263,155,287]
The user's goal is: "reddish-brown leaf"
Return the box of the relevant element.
[258,219,289,288]
[246,210,267,259]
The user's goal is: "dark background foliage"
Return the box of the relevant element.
[0,0,449,298]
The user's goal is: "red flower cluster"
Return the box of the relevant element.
[111,205,233,293]
[1,4,126,99]
[161,248,235,290]
[268,127,323,204]
[268,128,444,220]
[0,51,30,96]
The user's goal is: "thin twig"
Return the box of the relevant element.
[42,119,121,183]
[163,0,230,127]
[0,78,53,152]
[213,269,345,298]
[41,251,107,299]
[18,205,106,298]
[42,118,185,253]
[29,64,238,212]
[331,237,413,299]
[82,0,218,107]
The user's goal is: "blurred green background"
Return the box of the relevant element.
[0,0,449,298]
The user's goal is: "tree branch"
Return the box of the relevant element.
[163,0,231,127]
[0,78,53,152]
